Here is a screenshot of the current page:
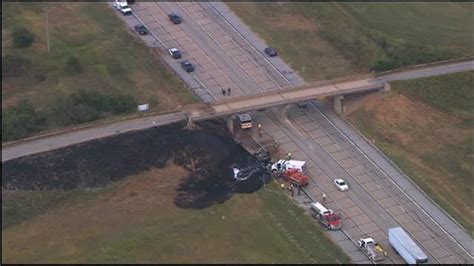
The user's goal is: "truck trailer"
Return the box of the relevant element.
[389,227,428,264]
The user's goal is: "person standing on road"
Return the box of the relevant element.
[227,87,231,96]
[322,193,327,202]
[222,87,226,96]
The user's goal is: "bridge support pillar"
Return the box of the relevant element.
[226,116,234,135]
[382,81,391,92]
[334,95,344,115]
[186,116,195,129]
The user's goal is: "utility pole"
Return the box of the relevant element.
[44,7,50,54]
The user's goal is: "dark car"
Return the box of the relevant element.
[134,24,149,35]
[168,13,182,24]
[181,61,194,72]
[264,47,277,57]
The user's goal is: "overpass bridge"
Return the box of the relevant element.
[2,78,386,162]
[186,78,387,121]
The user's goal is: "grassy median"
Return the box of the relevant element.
[347,71,474,236]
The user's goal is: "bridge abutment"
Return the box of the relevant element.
[333,95,344,115]
[226,115,235,135]
[382,81,391,92]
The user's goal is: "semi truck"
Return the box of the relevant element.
[310,202,341,230]
[281,168,309,187]
[358,237,386,262]
[271,159,306,173]
[389,227,428,264]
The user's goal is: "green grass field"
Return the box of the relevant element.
[2,165,350,263]
[347,71,474,236]
[227,2,473,81]
[2,2,197,141]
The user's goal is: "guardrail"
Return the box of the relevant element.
[374,57,474,77]
[1,108,182,148]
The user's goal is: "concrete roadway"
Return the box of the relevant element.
[129,2,473,263]
[3,2,473,264]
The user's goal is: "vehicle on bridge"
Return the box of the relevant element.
[310,202,342,230]
[236,113,253,129]
[389,227,428,264]
[271,159,306,173]
[358,237,386,262]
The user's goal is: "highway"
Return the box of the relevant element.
[3,2,473,264]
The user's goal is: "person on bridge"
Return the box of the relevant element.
[222,87,226,96]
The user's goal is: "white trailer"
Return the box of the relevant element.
[389,227,428,264]
[271,159,306,173]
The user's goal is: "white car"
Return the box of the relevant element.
[334,178,349,191]
[168,48,181,59]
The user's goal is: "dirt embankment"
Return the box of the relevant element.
[2,120,268,209]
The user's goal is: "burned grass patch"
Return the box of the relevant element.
[2,120,269,210]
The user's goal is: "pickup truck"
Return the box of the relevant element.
[114,1,132,15]
[358,237,386,262]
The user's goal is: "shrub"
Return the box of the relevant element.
[106,94,136,114]
[369,37,457,72]
[2,54,31,78]
[65,55,83,74]
[12,27,35,48]
[50,90,137,126]
[2,99,45,141]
